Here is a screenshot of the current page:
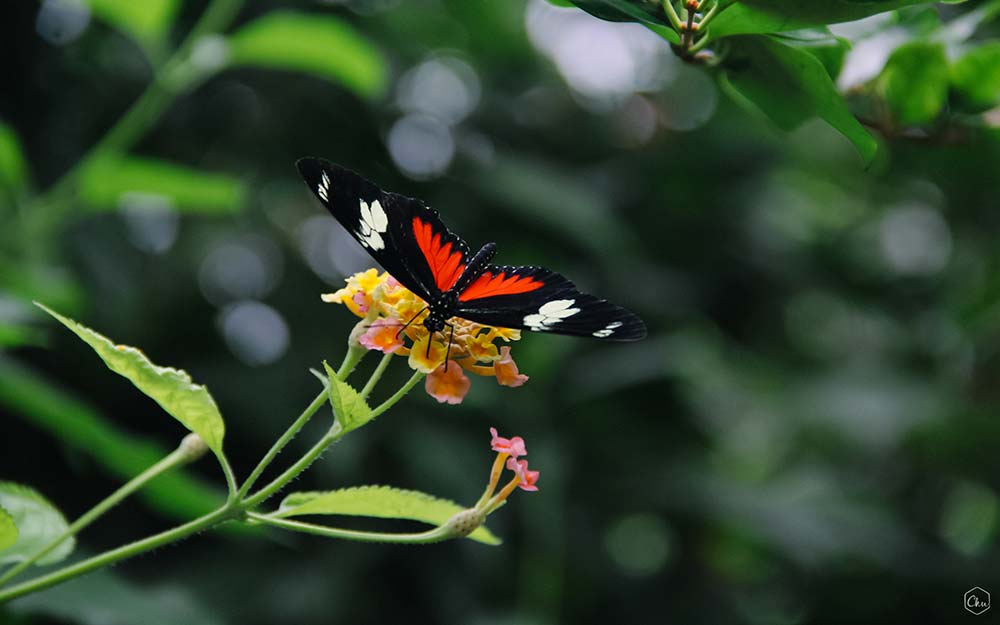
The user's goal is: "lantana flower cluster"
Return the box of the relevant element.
[478,427,540,510]
[322,269,529,404]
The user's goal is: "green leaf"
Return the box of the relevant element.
[562,0,679,44]
[0,357,225,521]
[227,11,389,99]
[721,36,877,165]
[276,486,501,545]
[322,361,373,433]
[84,0,180,51]
[773,29,852,80]
[37,303,226,458]
[78,155,245,214]
[0,482,73,565]
[0,120,29,196]
[951,41,1000,112]
[878,40,949,126]
[8,569,224,625]
[710,0,968,41]
[0,504,17,552]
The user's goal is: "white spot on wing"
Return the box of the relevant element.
[358,198,389,250]
[592,321,623,338]
[317,171,330,201]
[523,298,580,331]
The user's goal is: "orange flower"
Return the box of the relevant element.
[494,346,528,387]
[425,361,470,404]
[358,319,404,354]
[323,269,530,402]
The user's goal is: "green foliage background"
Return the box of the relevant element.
[2,0,1000,623]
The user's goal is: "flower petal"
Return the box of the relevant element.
[426,361,470,404]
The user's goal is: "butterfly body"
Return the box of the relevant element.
[297,158,646,342]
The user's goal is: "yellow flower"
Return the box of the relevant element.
[324,269,531,403]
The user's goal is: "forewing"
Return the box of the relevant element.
[455,265,646,341]
[297,158,470,299]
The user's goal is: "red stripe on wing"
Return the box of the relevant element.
[413,216,466,291]
[458,270,544,302]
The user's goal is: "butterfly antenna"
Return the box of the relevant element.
[395,307,429,339]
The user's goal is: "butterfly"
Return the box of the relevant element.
[297,158,646,347]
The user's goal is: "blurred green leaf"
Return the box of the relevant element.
[711,0,968,40]
[322,361,373,434]
[0,482,74,565]
[939,481,998,557]
[0,357,224,520]
[951,41,1000,112]
[227,11,388,99]
[0,120,29,196]
[276,486,501,545]
[0,266,84,316]
[721,36,877,165]
[878,40,949,126]
[9,569,224,625]
[559,0,680,44]
[0,504,17,552]
[774,29,852,80]
[84,0,180,51]
[0,322,47,348]
[78,155,245,214]
[37,304,227,459]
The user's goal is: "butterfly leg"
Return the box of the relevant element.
[443,322,455,372]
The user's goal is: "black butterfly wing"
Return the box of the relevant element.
[297,158,471,301]
[454,265,646,341]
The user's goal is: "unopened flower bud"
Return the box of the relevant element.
[444,508,485,538]
[179,433,209,461]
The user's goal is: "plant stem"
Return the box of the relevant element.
[360,353,393,399]
[236,388,329,499]
[246,512,452,545]
[243,369,423,509]
[662,0,683,30]
[371,371,424,419]
[0,442,197,588]
[0,505,236,604]
[336,344,367,380]
[24,0,246,239]
[241,423,344,509]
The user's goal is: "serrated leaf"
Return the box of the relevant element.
[0,482,74,565]
[78,155,245,214]
[227,11,388,99]
[0,504,17,552]
[36,303,226,458]
[0,357,225,521]
[322,361,373,433]
[276,486,501,545]
[710,0,968,41]
[951,41,1000,112]
[722,35,877,165]
[878,40,949,126]
[84,0,180,50]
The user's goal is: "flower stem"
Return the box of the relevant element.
[235,388,329,499]
[360,353,393,399]
[370,371,425,419]
[0,504,237,604]
[246,512,453,544]
[241,423,344,510]
[0,441,199,589]
[336,344,367,380]
[662,0,683,30]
